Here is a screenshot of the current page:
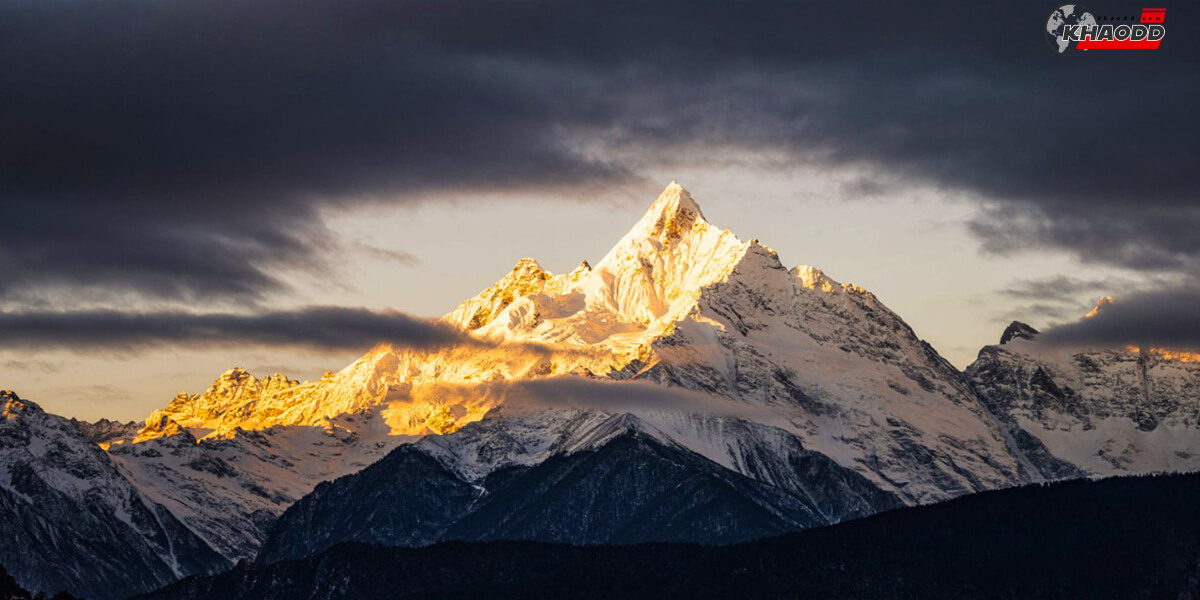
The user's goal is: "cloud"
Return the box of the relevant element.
[1,359,61,374]
[1040,286,1200,350]
[838,176,891,200]
[502,377,780,421]
[0,1,631,305]
[47,384,133,405]
[355,243,419,266]
[0,306,467,353]
[970,206,1200,272]
[0,0,1195,306]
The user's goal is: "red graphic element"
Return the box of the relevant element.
[1078,9,1166,50]
[1140,8,1166,22]
[1077,38,1163,49]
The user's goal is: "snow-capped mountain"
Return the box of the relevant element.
[416,183,1042,501]
[101,182,1069,565]
[968,316,1200,476]
[9,181,1200,595]
[255,407,902,564]
[105,368,410,561]
[0,391,227,600]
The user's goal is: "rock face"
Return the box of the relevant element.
[142,368,301,438]
[70,417,140,446]
[107,414,405,562]
[0,391,227,600]
[255,411,900,564]
[0,561,52,600]
[967,321,1200,476]
[999,321,1040,345]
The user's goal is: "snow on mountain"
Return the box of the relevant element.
[142,368,301,438]
[0,391,226,600]
[107,412,406,562]
[637,240,1035,501]
[11,180,1199,592]
[433,181,1035,501]
[255,409,900,565]
[413,401,902,519]
[967,315,1200,477]
[122,183,852,443]
[104,182,1071,563]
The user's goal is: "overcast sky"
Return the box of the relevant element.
[2,0,1196,421]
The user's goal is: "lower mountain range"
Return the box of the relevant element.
[2,184,1198,599]
[138,472,1200,600]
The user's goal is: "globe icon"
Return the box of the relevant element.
[1046,4,1097,53]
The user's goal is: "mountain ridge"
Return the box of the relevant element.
[87,183,1054,561]
[6,182,1200,595]
[0,391,227,600]
[136,471,1200,600]
[254,410,901,565]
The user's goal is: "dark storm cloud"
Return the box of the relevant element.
[1041,286,1200,349]
[0,307,466,352]
[2,0,1197,306]
[0,0,631,304]
[838,177,891,200]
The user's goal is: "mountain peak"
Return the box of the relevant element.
[219,367,252,380]
[1,389,33,418]
[1000,321,1039,345]
[633,181,707,243]
[1084,295,1115,319]
[658,180,701,211]
[582,182,748,327]
[793,265,839,293]
[444,257,555,331]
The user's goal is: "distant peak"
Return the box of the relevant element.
[1,391,39,419]
[1084,295,1115,319]
[213,368,256,389]
[513,257,544,269]
[443,256,555,331]
[507,257,549,280]
[1000,321,1039,345]
[495,257,551,288]
[499,258,552,291]
[135,410,194,443]
[793,265,839,292]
